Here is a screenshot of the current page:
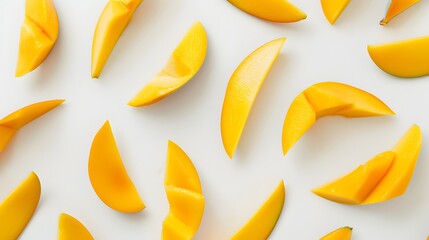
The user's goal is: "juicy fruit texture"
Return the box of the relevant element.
[320,0,350,24]
[162,141,204,240]
[16,0,59,77]
[231,181,285,240]
[320,227,352,240]
[58,213,94,240]
[282,82,394,156]
[228,0,306,23]
[380,0,420,25]
[0,172,41,239]
[128,21,207,107]
[91,0,143,78]
[0,99,65,152]
[368,36,429,78]
[221,38,285,158]
[88,121,145,213]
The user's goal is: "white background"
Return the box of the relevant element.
[1,0,429,239]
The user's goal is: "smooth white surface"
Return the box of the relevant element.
[0,0,429,239]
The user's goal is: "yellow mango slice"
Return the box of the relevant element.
[380,0,420,25]
[88,121,145,213]
[0,99,64,152]
[128,21,207,107]
[162,140,204,240]
[0,172,41,239]
[320,0,350,25]
[91,0,143,78]
[231,181,285,240]
[16,0,59,77]
[313,151,394,204]
[221,38,285,158]
[58,213,94,240]
[368,36,429,78]
[282,82,394,156]
[228,0,306,23]
[320,227,352,240]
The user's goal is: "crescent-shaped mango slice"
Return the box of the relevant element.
[380,0,420,25]
[231,181,285,240]
[227,0,306,23]
[221,38,285,159]
[320,0,350,25]
[320,227,352,240]
[91,0,143,78]
[0,172,41,239]
[128,21,208,107]
[16,0,59,77]
[88,121,145,213]
[368,36,429,78]
[282,82,394,156]
[162,140,204,240]
[58,213,94,240]
[313,125,422,205]
[0,99,64,152]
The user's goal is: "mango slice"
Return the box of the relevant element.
[16,0,59,77]
[368,36,429,78]
[0,99,64,152]
[58,213,94,240]
[221,38,285,158]
[380,0,420,25]
[231,181,285,240]
[320,0,350,25]
[282,82,394,156]
[88,121,145,213]
[128,21,207,107]
[91,0,143,78]
[162,140,204,240]
[227,0,306,23]
[0,172,41,239]
[320,227,352,240]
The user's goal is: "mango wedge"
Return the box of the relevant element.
[320,227,352,240]
[91,0,143,78]
[0,172,41,239]
[231,181,285,240]
[162,141,204,240]
[58,213,94,240]
[221,38,285,158]
[88,121,145,213]
[228,0,306,23]
[368,36,429,78]
[380,0,420,25]
[320,0,350,25]
[282,82,394,156]
[129,22,207,107]
[0,99,64,152]
[16,0,59,77]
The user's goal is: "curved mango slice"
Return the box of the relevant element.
[88,121,145,213]
[231,181,285,240]
[58,213,94,240]
[320,0,350,25]
[320,227,352,240]
[227,0,306,23]
[0,172,41,239]
[368,36,429,78]
[162,140,204,240]
[91,0,143,78]
[221,38,285,158]
[0,99,64,152]
[16,0,59,77]
[380,0,420,25]
[128,21,207,107]
[282,82,394,156]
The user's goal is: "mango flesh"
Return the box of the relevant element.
[58,213,94,240]
[380,0,420,25]
[221,38,285,159]
[88,121,145,213]
[320,0,350,25]
[320,227,352,240]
